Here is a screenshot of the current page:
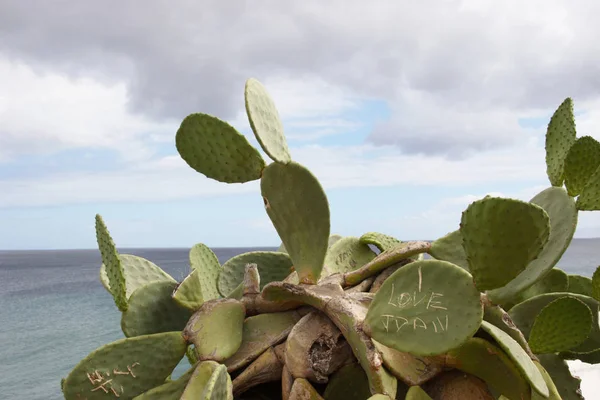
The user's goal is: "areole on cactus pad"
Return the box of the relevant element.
[61,79,600,399]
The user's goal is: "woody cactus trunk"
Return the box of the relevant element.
[61,79,600,400]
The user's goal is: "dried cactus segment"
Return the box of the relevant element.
[509,293,600,355]
[428,230,469,271]
[62,332,187,400]
[532,361,562,400]
[100,254,175,300]
[323,236,376,277]
[364,260,483,356]
[529,296,593,354]
[183,299,245,362]
[537,354,584,400]
[576,165,600,210]
[568,274,593,297]
[244,77,291,164]
[460,197,550,291]
[545,97,577,187]
[479,321,548,398]
[423,370,495,400]
[289,378,324,400]
[323,363,373,400]
[232,347,283,397]
[172,269,205,311]
[175,113,265,183]
[372,340,444,386]
[405,386,432,400]
[224,310,302,372]
[366,395,393,400]
[564,135,600,196]
[217,251,293,296]
[359,232,401,252]
[95,214,128,311]
[488,187,577,305]
[344,241,431,286]
[261,161,330,284]
[121,281,193,337]
[444,337,531,400]
[189,243,221,301]
[132,365,195,399]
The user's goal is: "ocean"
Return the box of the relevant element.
[0,241,599,399]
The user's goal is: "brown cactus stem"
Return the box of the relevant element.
[345,276,375,293]
[369,260,412,293]
[344,241,431,286]
[240,293,303,316]
[281,365,294,400]
[480,293,538,361]
[242,263,260,295]
[232,346,285,397]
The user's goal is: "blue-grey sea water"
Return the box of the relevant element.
[0,241,599,399]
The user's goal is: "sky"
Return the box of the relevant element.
[2,0,600,250]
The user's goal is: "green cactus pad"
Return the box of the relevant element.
[95,214,128,311]
[479,321,548,398]
[564,135,600,196]
[359,232,401,252]
[372,340,443,386]
[183,299,245,362]
[428,230,469,271]
[487,187,577,305]
[173,269,205,311]
[186,345,198,366]
[528,296,593,354]
[100,254,176,300]
[175,113,265,183]
[181,361,233,400]
[224,310,301,372]
[545,97,577,187]
[328,234,343,247]
[510,268,569,307]
[323,236,376,276]
[568,274,593,296]
[509,293,600,355]
[537,354,584,400]
[261,161,330,284]
[482,303,534,357]
[62,332,187,400]
[132,367,195,399]
[593,266,600,301]
[189,243,221,301]
[121,281,193,337]
[444,337,531,400]
[460,196,550,291]
[217,251,293,296]
[364,260,483,356]
[576,165,600,210]
[323,363,372,400]
[405,386,432,400]
[532,361,563,400]
[244,78,291,164]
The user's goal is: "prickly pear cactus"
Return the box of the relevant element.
[62,83,600,399]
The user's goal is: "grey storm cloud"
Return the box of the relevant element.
[2,0,600,156]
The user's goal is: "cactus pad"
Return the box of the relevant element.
[261,161,330,284]
[359,232,401,252]
[576,165,600,210]
[323,363,372,400]
[593,266,600,301]
[95,214,128,311]
[172,269,205,311]
[132,367,194,399]
[405,386,432,400]
[460,196,550,291]
[175,113,265,183]
[183,299,245,362]
[323,236,376,276]
[217,251,293,296]
[121,281,193,337]
[537,354,584,400]
[511,268,569,306]
[62,332,187,400]
[528,296,593,354]
[564,136,600,196]
[479,321,548,398]
[487,187,577,304]
[224,310,302,372]
[532,361,562,400]
[181,361,233,400]
[444,337,531,400]
[568,274,593,297]
[189,243,221,301]
[545,97,576,187]
[290,378,324,400]
[428,230,469,271]
[364,260,483,356]
[372,340,443,386]
[244,78,291,164]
